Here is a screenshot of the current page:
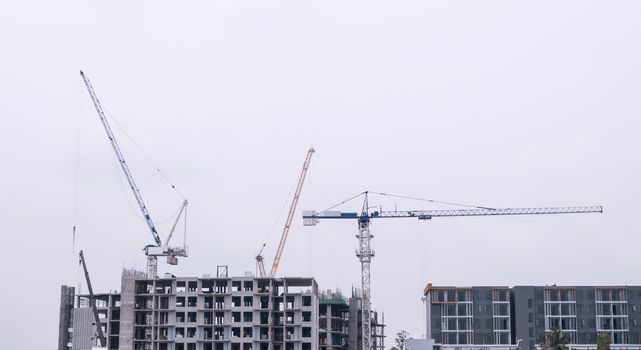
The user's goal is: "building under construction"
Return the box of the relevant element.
[318,289,384,350]
[58,270,384,350]
[60,269,321,350]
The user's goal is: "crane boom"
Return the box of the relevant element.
[267,147,315,278]
[79,71,162,247]
[303,191,603,350]
[303,205,603,222]
[79,250,107,348]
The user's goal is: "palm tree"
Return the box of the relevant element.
[543,328,570,350]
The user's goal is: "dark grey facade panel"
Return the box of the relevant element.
[628,287,641,344]
[512,286,536,350]
[58,285,75,350]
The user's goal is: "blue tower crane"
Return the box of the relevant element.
[303,191,602,350]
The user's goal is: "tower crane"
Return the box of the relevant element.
[256,147,315,278]
[303,191,603,350]
[79,250,107,348]
[80,71,188,278]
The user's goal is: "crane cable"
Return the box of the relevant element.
[96,105,187,225]
[318,191,495,213]
[368,191,495,210]
[319,191,367,213]
[110,157,186,225]
[102,106,186,200]
[257,178,298,257]
[72,80,84,255]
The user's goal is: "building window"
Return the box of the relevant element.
[458,332,469,344]
[176,297,186,308]
[494,303,509,316]
[185,297,195,307]
[243,281,253,292]
[302,327,311,337]
[494,290,508,302]
[495,318,509,330]
[232,327,240,338]
[497,332,509,344]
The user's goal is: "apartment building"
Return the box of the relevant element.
[512,286,641,350]
[424,284,641,350]
[425,285,513,347]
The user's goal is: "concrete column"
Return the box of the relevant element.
[119,270,138,350]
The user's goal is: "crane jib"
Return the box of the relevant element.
[80,70,163,248]
[303,206,603,221]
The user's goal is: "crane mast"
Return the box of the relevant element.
[303,191,603,350]
[79,250,107,348]
[256,147,315,278]
[80,71,187,278]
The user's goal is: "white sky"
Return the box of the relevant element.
[1,1,640,348]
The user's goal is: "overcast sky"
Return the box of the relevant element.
[1,1,641,348]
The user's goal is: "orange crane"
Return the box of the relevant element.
[255,147,315,278]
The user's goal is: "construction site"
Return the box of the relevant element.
[2,2,639,350]
[56,72,612,350]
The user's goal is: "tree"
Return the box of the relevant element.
[389,330,410,350]
[597,333,611,350]
[543,328,570,350]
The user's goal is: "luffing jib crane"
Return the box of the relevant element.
[80,71,188,278]
[303,191,603,350]
[256,147,315,278]
[79,250,107,348]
